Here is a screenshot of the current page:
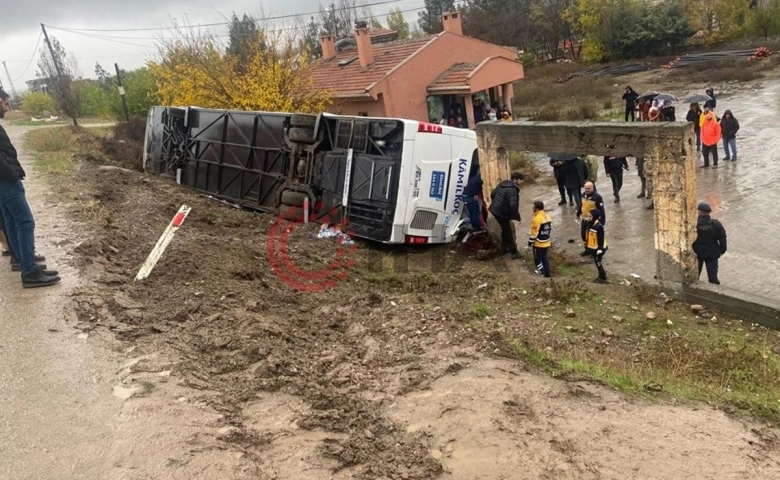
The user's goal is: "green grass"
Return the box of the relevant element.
[508,301,780,421]
[23,127,76,174]
[9,116,112,127]
[473,303,492,318]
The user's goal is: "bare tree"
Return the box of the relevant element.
[37,35,80,126]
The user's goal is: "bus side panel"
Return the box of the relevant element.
[440,136,476,242]
[402,133,453,243]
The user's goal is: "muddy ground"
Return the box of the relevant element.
[36,125,780,479]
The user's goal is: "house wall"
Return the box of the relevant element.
[373,32,522,122]
[326,95,387,117]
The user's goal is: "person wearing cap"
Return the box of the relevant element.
[528,200,552,277]
[692,202,727,285]
[585,209,608,283]
[489,171,524,259]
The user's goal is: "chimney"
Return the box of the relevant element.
[354,21,374,68]
[320,34,336,60]
[442,11,463,36]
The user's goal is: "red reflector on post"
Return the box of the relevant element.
[404,235,429,244]
[172,212,186,227]
[418,122,443,134]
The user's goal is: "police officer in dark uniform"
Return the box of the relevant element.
[692,202,727,285]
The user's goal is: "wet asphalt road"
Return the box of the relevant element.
[523,80,780,301]
[0,124,117,478]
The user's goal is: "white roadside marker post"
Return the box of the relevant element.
[134,205,191,281]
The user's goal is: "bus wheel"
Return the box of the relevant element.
[281,190,309,207]
[290,113,317,128]
[287,127,316,144]
[280,205,305,222]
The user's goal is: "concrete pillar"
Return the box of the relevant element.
[475,138,508,209]
[463,95,476,129]
[502,83,512,114]
[648,130,698,284]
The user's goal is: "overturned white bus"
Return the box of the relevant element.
[143,107,480,244]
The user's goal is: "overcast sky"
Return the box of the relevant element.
[0,0,421,94]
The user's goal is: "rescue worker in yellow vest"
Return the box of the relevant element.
[577,181,606,257]
[527,200,552,277]
[586,209,608,283]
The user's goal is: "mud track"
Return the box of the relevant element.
[60,159,780,479]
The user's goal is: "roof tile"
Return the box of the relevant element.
[428,62,481,89]
[308,36,433,97]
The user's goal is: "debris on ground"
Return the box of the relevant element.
[315,224,355,245]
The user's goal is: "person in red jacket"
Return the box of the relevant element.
[700,111,722,168]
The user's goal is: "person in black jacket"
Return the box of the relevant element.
[692,202,727,285]
[661,100,676,121]
[603,156,629,203]
[622,86,639,121]
[0,89,61,288]
[585,209,608,283]
[562,156,588,211]
[720,109,740,161]
[489,171,523,259]
[549,156,569,205]
[686,103,703,151]
[704,88,716,110]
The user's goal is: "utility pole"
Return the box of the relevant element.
[115,63,130,122]
[40,23,78,127]
[2,61,20,110]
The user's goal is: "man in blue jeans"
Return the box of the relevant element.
[0,89,60,288]
[461,168,485,232]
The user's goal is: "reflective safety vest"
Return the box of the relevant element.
[529,210,552,248]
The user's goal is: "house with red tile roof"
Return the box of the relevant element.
[308,12,524,129]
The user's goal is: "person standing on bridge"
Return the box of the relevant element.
[577,181,606,257]
[687,103,703,151]
[720,110,740,162]
[528,200,552,277]
[489,171,524,259]
[700,111,722,168]
[622,86,639,121]
[692,202,727,285]
[0,89,61,288]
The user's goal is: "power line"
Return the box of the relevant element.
[46,5,426,46]
[45,0,410,33]
[11,31,43,82]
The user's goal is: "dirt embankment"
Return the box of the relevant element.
[44,124,780,478]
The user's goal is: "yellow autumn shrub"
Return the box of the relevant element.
[149,31,331,113]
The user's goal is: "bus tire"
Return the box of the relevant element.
[281,190,308,207]
[287,127,316,144]
[280,205,305,222]
[290,113,317,128]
